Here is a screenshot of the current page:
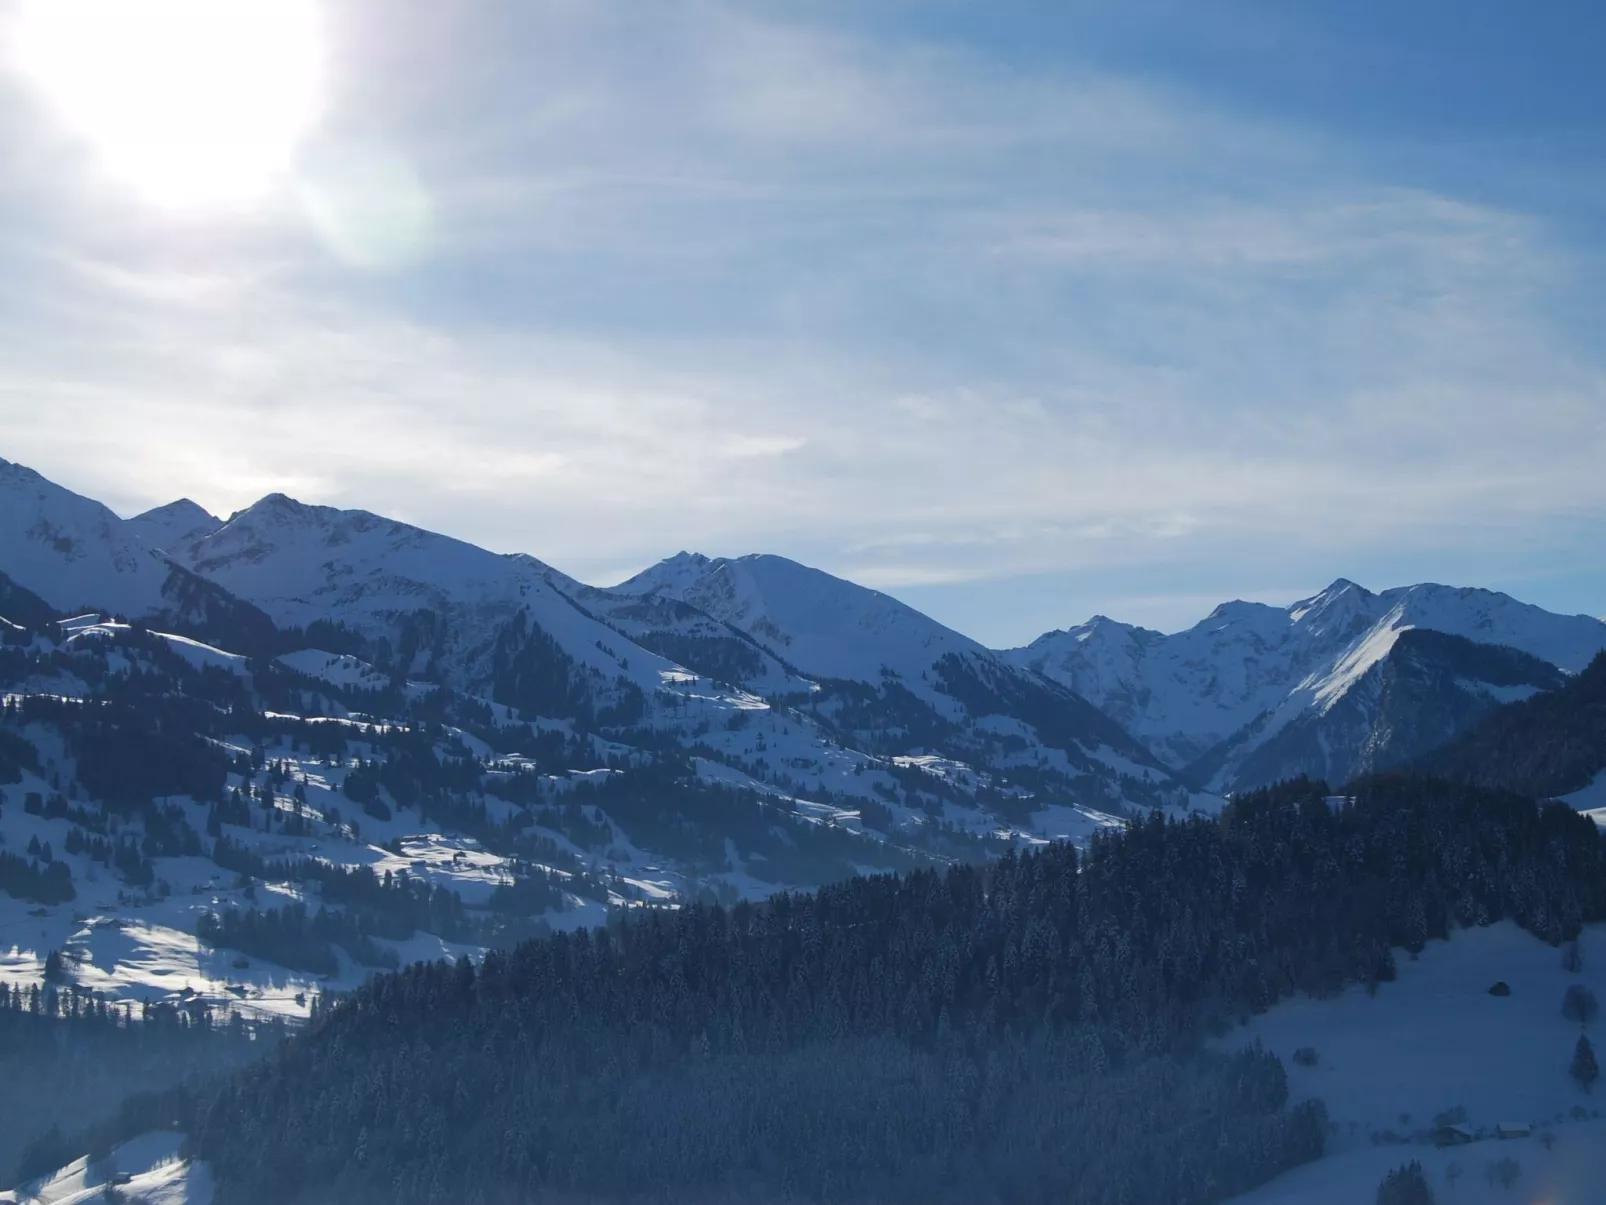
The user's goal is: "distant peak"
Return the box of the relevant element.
[1205,599,1274,621]
[1291,578,1374,614]
[229,492,325,523]
[134,497,220,524]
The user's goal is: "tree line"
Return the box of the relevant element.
[167,773,1605,1205]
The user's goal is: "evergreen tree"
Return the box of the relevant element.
[1376,1160,1433,1205]
[1563,984,1599,1026]
[1573,1034,1599,1092]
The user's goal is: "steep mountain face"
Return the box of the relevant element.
[1195,629,1567,790]
[609,552,1186,816]
[0,457,177,618]
[1419,650,1606,799]
[126,499,224,553]
[1010,579,1606,792]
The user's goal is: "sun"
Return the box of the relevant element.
[11,0,325,210]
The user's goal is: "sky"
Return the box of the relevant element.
[0,0,1602,645]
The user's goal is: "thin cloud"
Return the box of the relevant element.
[0,0,1600,629]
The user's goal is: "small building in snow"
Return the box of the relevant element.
[1497,1122,1531,1140]
[1435,1124,1476,1147]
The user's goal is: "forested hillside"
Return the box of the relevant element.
[155,775,1606,1205]
[0,989,277,1185]
[1420,651,1606,797]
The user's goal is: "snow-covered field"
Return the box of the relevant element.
[0,1133,208,1205]
[1564,770,1606,826]
[1222,921,1606,1203]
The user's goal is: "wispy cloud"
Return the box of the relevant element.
[0,0,1601,639]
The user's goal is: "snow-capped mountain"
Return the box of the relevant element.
[127,498,223,553]
[166,492,673,713]
[0,457,273,648]
[608,551,1188,813]
[616,552,997,694]
[0,456,179,618]
[0,457,1201,1010]
[1009,579,1606,791]
[3,458,1201,1045]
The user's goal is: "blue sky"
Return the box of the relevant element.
[0,0,1602,644]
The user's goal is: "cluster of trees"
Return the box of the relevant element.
[565,759,922,886]
[210,837,487,944]
[1424,650,1606,797]
[167,774,1605,1205]
[492,610,645,728]
[0,848,74,904]
[4,693,230,810]
[1375,1160,1432,1205]
[0,983,280,1188]
[198,903,400,977]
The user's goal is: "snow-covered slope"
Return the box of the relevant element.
[0,459,272,651]
[556,564,809,696]
[610,551,1192,814]
[1222,921,1606,1204]
[0,461,1189,929]
[617,552,991,694]
[0,457,181,618]
[171,493,676,699]
[127,499,224,554]
[1195,628,1568,792]
[0,1132,210,1205]
[1011,579,1606,790]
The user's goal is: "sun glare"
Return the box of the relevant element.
[12,0,325,210]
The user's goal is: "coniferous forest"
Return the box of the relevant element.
[0,987,279,1184]
[123,774,1604,1205]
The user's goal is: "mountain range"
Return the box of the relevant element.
[3,451,1606,1014]
[1009,579,1606,791]
[4,452,1606,1203]
[7,454,1606,811]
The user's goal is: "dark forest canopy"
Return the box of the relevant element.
[0,986,279,1187]
[1419,650,1606,797]
[164,774,1605,1205]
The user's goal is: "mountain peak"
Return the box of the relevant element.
[1287,578,1376,627]
[1202,598,1284,627]
[251,492,315,515]
[0,456,176,616]
[134,497,217,522]
[613,550,718,595]
[0,456,49,488]
[127,498,225,554]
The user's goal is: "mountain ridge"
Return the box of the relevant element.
[1009,576,1606,790]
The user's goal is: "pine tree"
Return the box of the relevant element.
[1572,1034,1599,1092]
[1375,1159,1433,1205]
